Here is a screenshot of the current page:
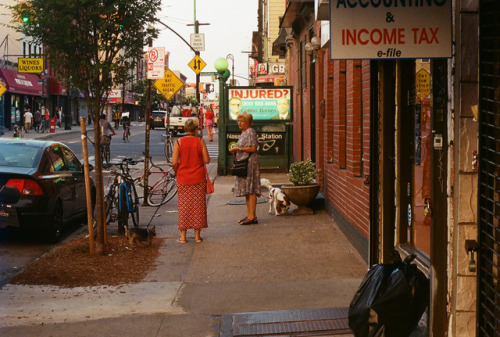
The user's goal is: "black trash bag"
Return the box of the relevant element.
[348,253,430,337]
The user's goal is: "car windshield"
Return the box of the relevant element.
[0,143,43,168]
[152,112,165,117]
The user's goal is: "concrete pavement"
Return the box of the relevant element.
[0,125,367,336]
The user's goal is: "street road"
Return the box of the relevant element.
[0,123,220,288]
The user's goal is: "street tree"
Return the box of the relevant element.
[12,0,161,254]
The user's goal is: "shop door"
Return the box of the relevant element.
[399,60,432,257]
[478,1,500,335]
[411,61,432,256]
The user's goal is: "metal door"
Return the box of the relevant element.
[478,1,500,335]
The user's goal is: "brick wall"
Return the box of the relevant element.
[287,23,370,239]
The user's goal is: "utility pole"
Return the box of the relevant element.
[143,39,153,205]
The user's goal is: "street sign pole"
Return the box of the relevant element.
[195,21,200,104]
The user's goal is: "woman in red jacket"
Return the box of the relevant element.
[172,118,210,243]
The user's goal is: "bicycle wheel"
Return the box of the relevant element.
[118,184,128,230]
[104,187,117,225]
[123,130,129,143]
[102,145,110,164]
[147,174,177,206]
[165,141,173,163]
[128,183,140,227]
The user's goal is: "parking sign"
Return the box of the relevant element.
[147,47,166,79]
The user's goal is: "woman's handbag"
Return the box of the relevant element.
[205,166,214,194]
[230,156,249,177]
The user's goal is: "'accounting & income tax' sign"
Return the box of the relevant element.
[330,0,452,60]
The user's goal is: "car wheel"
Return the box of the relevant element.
[48,201,63,243]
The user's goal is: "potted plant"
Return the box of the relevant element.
[281,159,321,215]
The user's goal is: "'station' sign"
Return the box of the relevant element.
[330,0,452,59]
[227,132,286,156]
[18,58,44,73]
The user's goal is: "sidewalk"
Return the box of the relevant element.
[0,127,367,336]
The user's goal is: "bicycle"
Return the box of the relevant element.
[36,119,49,133]
[123,126,131,143]
[138,156,177,207]
[101,135,111,164]
[104,157,143,229]
[163,130,174,163]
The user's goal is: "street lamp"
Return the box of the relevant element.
[226,54,234,85]
[214,57,229,175]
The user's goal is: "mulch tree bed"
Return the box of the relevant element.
[9,236,163,288]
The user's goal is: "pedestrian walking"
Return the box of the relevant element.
[205,108,215,142]
[172,118,210,243]
[23,108,33,133]
[229,112,261,225]
[34,109,41,131]
[57,107,62,127]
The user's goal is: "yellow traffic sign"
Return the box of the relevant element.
[416,68,430,100]
[188,55,206,74]
[0,83,6,97]
[153,69,184,100]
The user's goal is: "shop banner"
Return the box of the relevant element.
[228,87,292,120]
[330,0,452,59]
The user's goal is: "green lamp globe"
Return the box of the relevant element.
[223,69,231,81]
[214,58,229,73]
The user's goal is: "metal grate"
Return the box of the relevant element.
[478,1,500,336]
[220,307,352,337]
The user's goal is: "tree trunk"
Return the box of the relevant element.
[92,109,106,255]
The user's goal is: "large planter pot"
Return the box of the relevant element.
[281,184,320,215]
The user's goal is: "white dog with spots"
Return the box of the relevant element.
[261,178,290,216]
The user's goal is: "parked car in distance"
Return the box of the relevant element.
[150,110,166,129]
[0,139,95,242]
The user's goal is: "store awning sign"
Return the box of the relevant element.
[330,0,452,60]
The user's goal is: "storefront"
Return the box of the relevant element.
[0,68,45,131]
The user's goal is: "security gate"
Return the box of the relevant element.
[478,1,500,336]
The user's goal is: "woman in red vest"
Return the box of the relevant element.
[172,118,210,243]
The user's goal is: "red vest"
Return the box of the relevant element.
[176,136,205,185]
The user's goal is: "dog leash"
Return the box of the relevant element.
[146,203,162,228]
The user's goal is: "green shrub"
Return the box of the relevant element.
[287,159,320,185]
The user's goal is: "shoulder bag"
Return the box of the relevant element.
[230,155,249,177]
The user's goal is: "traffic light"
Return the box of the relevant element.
[21,14,29,23]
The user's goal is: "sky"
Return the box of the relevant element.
[154,0,258,86]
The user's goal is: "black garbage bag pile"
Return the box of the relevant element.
[348,253,429,337]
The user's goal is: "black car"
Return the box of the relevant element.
[0,139,95,242]
[150,110,166,129]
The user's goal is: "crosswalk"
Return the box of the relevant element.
[206,142,219,158]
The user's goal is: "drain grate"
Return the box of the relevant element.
[220,307,352,336]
